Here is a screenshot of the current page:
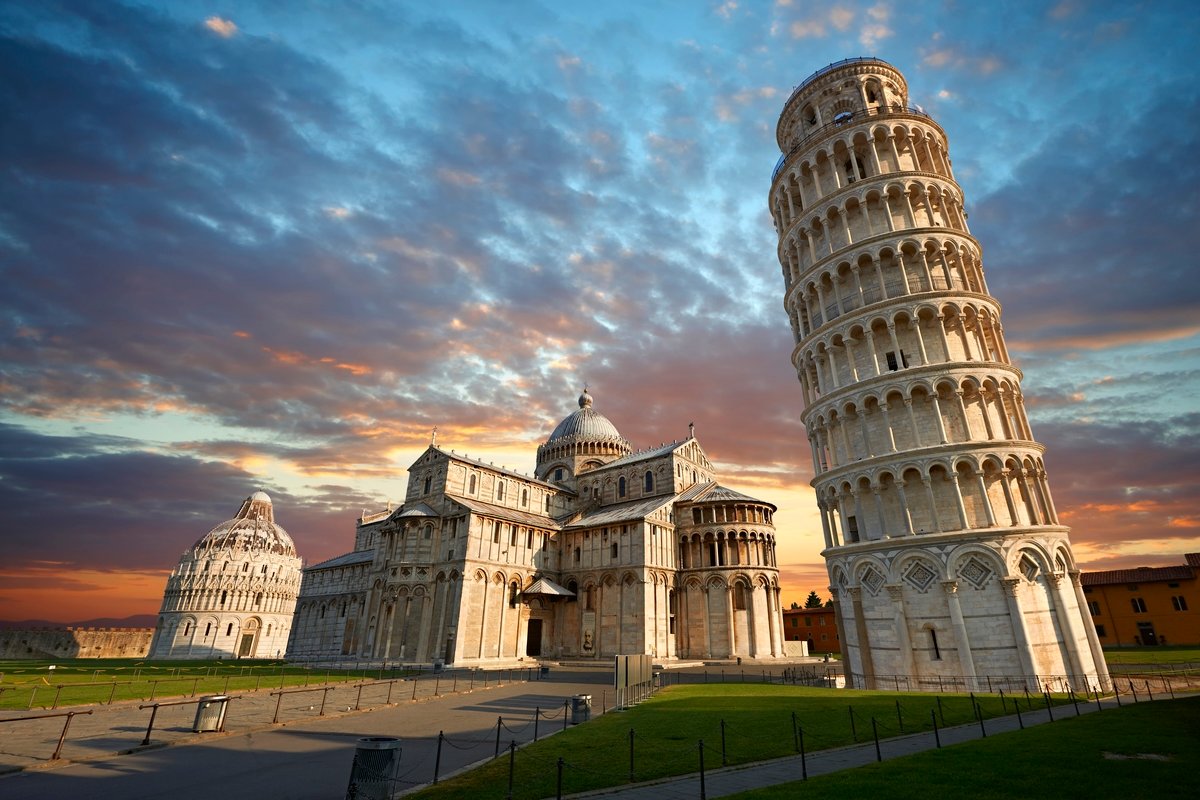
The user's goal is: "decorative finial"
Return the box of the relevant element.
[689,422,695,439]
[431,426,438,446]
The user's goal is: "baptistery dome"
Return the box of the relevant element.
[191,491,298,557]
[149,491,303,660]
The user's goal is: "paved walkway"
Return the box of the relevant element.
[573,691,1188,799]
[0,666,614,799]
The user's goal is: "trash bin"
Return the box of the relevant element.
[433,659,445,672]
[345,737,402,800]
[570,694,591,724]
[192,695,229,732]
[539,666,550,678]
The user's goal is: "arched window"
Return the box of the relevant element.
[423,475,432,494]
[545,495,551,513]
[497,481,506,501]
[469,474,477,494]
[254,593,263,606]
[226,623,234,636]
[220,590,227,606]
[618,477,627,497]
[522,488,529,507]
[644,471,654,493]
[183,623,191,637]
[554,467,564,481]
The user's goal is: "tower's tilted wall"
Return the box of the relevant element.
[769,58,1111,691]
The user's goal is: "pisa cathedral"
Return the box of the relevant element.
[285,390,787,665]
[769,58,1111,691]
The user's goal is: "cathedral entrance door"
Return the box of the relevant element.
[238,633,255,657]
[526,619,543,657]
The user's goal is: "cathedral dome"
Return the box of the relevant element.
[192,491,298,557]
[545,389,626,445]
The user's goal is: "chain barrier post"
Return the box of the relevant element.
[931,709,940,748]
[1044,692,1054,721]
[1094,686,1103,712]
[563,700,569,732]
[975,697,986,737]
[895,699,903,732]
[799,725,807,780]
[1071,689,1080,716]
[556,757,564,800]
[999,688,1006,714]
[506,740,516,800]
[720,719,727,766]
[1145,680,1153,701]
[937,695,944,725]
[495,716,502,758]
[871,717,881,762]
[1015,696,1024,729]
[698,739,706,800]
[430,730,443,784]
[791,711,799,753]
[629,728,635,782]
[849,705,857,742]
[534,707,540,741]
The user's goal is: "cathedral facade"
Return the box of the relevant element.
[286,391,787,665]
[768,58,1111,691]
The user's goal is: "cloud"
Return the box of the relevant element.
[203,16,238,38]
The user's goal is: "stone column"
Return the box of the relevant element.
[942,580,977,690]
[1046,573,1088,688]
[829,588,855,688]
[849,587,876,688]
[1002,578,1038,691]
[886,584,915,684]
[1069,571,1113,692]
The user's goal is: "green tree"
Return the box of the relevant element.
[804,590,824,608]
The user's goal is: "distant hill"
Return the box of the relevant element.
[0,614,157,630]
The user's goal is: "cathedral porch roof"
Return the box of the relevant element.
[446,495,562,529]
[306,550,375,572]
[562,495,674,530]
[522,576,575,597]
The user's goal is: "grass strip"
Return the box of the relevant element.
[408,683,1076,800]
[730,694,1200,799]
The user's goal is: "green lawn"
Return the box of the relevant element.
[731,695,1200,799]
[408,684,1076,800]
[0,658,414,710]
[1103,646,1200,666]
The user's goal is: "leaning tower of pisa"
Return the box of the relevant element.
[769,58,1111,692]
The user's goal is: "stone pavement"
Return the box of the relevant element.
[0,665,614,799]
[572,691,1187,800]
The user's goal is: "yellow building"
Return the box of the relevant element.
[1081,554,1199,647]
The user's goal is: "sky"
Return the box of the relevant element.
[1,0,1198,623]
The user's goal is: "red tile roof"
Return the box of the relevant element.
[1081,565,1194,586]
